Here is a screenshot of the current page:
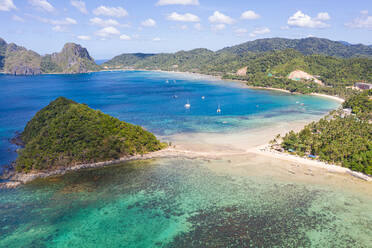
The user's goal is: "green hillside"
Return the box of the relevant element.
[103,47,371,98]
[219,37,372,58]
[16,97,165,172]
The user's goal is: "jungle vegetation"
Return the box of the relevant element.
[16,97,166,172]
[278,90,372,175]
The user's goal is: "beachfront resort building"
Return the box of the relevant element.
[354,82,372,90]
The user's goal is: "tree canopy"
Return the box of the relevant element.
[16,97,165,172]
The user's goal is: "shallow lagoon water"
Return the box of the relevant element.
[1,71,370,247]
[1,158,371,247]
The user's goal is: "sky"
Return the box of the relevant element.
[0,0,371,59]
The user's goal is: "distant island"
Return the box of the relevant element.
[12,97,166,174]
[0,38,99,75]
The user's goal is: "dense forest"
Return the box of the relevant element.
[219,37,372,58]
[276,90,372,175]
[16,97,166,172]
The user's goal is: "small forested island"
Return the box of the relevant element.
[272,90,372,175]
[14,97,166,173]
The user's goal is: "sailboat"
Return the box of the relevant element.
[217,104,221,113]
[201,96,205,100]
[166,80,169,83]
[184,99,191,109]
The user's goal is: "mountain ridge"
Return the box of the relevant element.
[218,37,372,58]
[0,38,100,75]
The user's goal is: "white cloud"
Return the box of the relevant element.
[27,14,78,28]
[142,18,156,27]
[360,10,368,15]
[71,0,87,14]
[180,25,188,30]
[77,35,91,40]
[153,37,161,41]
[167,12,200,22]
[280,25,290,30]
[194,23,202,30]
[316,12,330,21]
[62,17,77,25]
[120,34,131,40]
[249,27,270,37]
[29,0,54,12]
[0,0,16,11]
[241,10,260,20]
[209,11,234,24]
[35,16,77,25]
[52,25,66,32]
[345,13,372,29]
[90,17,119,27]
[95,26,120,37]
[211,24,226,31]
[93,6,128,18]
[12,15,24,22]
[156,0,199,6]
[235,28,248,36]
[287,11,330,28]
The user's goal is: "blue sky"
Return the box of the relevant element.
[0,0,371,59]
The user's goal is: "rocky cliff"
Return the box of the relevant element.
[0,38,100,75]
[42,43,100,73]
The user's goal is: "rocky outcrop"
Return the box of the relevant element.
[0,37,100,75]
[3,43,42,75]
[288,70,323,85]
[42,43,100,74]
[236,66,247,76]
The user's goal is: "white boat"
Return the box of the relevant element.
[217,104,221,113]
[166,80,169,83]
[201,96,205,100]
[184,100,191,109]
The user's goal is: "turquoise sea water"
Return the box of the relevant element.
[0,71,337,167]
[2,71,370,247]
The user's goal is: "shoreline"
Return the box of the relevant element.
[101,68,346,103]
[310,93,345,103]
[2,68,346,103]
[3,140,371,188]
[1,147,241,189]
[249,144,371,181]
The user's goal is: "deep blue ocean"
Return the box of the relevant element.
[1,71,371,248]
